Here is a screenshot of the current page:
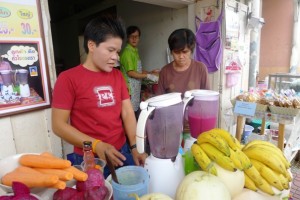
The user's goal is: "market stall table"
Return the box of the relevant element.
[235,111,298,152]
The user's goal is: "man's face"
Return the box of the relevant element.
[88,37,122,72]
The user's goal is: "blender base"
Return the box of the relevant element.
[20,84,30,97]
[144,153,184,198]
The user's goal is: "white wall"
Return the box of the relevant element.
[117,1,188,70]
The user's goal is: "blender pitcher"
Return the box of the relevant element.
[136,92,185,198]
[136,92,184,159]
[184,89,219,139]
[0,70,13,95]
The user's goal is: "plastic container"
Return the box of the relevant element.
[226,72,241,88]
[184,90,219,138]
[111,166,149,200]
[0,70,13,86]
[250,119,270,133]
[242,125,254,144]
[80,158,106,172]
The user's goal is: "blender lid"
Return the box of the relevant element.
[185,89,219,100]
[0,70,11,74]
[144,92,182,107]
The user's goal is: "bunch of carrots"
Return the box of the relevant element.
[1,152,88,190]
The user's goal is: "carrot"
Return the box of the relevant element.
[63,166,88,181]
[1,170,59,188]
[40,152,55,157]
[34,168,73,181]
[14,166,67,189]
[19,154,71,169]
[15,166,42,174]
[50,180,66,190]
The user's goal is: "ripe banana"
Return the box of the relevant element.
[229,148,243,170]
[235,149,252,170]
[245,142,290,169]
[243,146,286,175]
[244,173,258,191]
[244,165,263,186]
[284,169,292,182]
[243,139,277,151]
[250,159,284,191]
[200,143,236,172]
[209,128,240,151]
[197,131,230,156]
[257,177,275,196]
[191,143,217,175]
[273,170,290,190]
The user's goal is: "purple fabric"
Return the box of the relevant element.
[194,9,223,73]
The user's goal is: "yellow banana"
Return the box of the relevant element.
[257,177,275,196]
[235,149,252,170]
[273,170,290,190]
[243,147,286,174]
[209,128,240,151]
[234,137,242,149]
[245,143,290,169]
[250,159,284,191]
[191,143,217,175]
[244,165,263,186]
[197,131,230,156]
[243,139,278,150]
[243,140,290,168]
[229,148,243,170]
[244,173,258,191]
[284,169,292,182]
[200,143,236,172]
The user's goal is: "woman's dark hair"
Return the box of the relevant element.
[126,26,141,38]
[83,16,126,53]
[168,28,196,52]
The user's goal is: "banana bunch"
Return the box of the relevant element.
[191,128,252,176]
[241,140,292,195]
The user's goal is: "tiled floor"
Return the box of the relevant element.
[290,157,300,200]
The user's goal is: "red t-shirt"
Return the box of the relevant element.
[52,65,130,155]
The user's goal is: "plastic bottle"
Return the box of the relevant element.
[82,141,95,171]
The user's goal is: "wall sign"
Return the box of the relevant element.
[0,0,51,117]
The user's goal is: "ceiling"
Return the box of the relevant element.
[48,0,106,22]
[48,0,195,23]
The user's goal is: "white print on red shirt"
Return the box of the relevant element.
[94,86,115,107]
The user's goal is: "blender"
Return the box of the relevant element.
[0,70,13,95]
[183,89,220,150]
[16,69,30,97]
[136,93,185,198]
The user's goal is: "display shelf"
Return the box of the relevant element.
[268,73,300,93]
[235,111,298,151]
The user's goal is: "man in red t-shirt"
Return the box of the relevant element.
[51,16,147,178]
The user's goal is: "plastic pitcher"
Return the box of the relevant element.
[184,90,219,138]
[136,93,184,159]
[0,70,13,86]
[111,166,149,200]
[16,69,28,85]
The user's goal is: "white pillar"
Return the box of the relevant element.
[248,0,263,88]
[290,0,300,74]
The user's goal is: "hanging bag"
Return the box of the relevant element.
[194,5,223,73]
